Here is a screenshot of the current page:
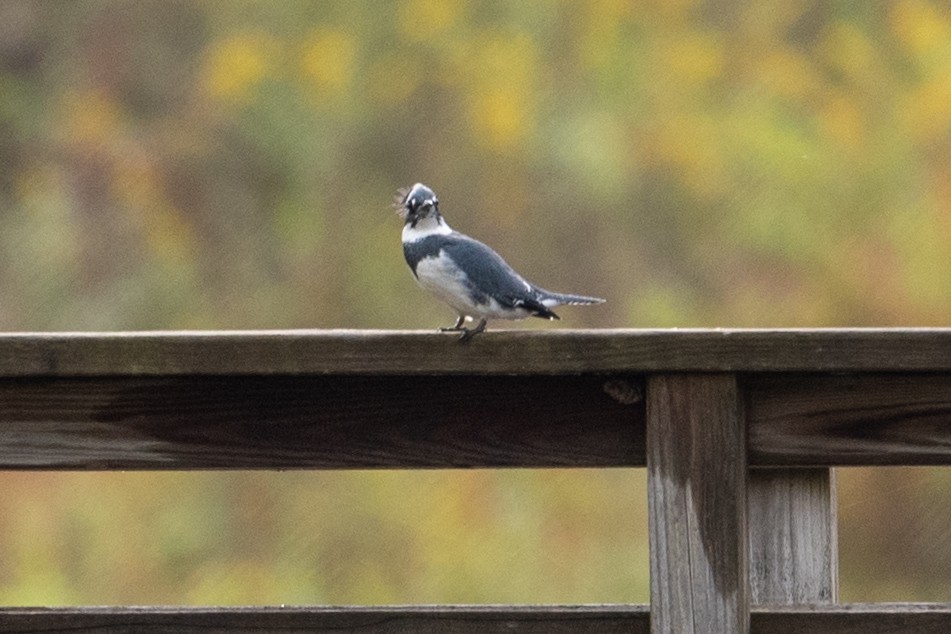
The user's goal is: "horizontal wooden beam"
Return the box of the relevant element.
[752,603,951,633]
[0,375,644,469]
[747,374,951,466]
[0,604,948,633]
[2,372,951,469]
[0,605,649,633]
[4,329,951,376]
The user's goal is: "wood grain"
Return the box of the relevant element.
[751,603,951,633]
[1,605,948,633]
[5,372,951,469]
[748,469,838,604]
[0,605,649,633]
[647,374,749,634]
[6,333,951,627]
[4,329,951,376]
[747,374,951,466]
[0,375,643,469]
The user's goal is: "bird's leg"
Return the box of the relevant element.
[458,318,487,343]
[439,315,467,332]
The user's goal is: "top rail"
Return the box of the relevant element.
[3,328,951,376]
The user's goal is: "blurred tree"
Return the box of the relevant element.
[0,0,950,605]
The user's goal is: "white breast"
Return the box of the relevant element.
[413,252,531,321]
[414,252,479,316]
[404,216,533,321]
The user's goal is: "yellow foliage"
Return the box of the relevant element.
[654,114,726,199]
[888,206,951,312]
[756,49,823,100]
[902,71,951,140]
[462,33,538,151]
[645,0,700,20]
[888,2,951,140]
[185,561,284,604]
[301,28,357,96]
[112,160,196,262]
[469,86,530,151]
[664,32,725,84]
[468,33,537,89]
[4,163,84,278]
[820,93,866,150]
[7,1,951,607]
[368,55,423,106]
[579,0,634,72]
[202,33,274,102]
[741,2,815,40]
[890,0,951,59]
[112,158,159,211]
[820,21,877,83]
[13,164,62,206]
[397,0,463,41]
[59,88,123,145]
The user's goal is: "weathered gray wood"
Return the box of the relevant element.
[747,374,951,466]
[647,374,749,633]
[4,333,950,627]
[6,372,951,469]
[748,469,838,604]
[4,329,951,377]
[0,605,649,633]
[751,603,951,633]
[1,604,949,633]
[0,376,642,469]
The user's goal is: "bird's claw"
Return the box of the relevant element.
[437,316,485,342]
[456,319,487,343]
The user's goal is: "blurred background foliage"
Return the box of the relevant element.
[0,0,950,605]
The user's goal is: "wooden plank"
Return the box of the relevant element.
[1,604,949,633]
[747,374,951,466]
[0,375,643,469]
[647,374,749,633]
[4,372,951,469]
[748,469,838,604]
[751,603,951,633]
[4,329,951,377]
[0,605,649,633]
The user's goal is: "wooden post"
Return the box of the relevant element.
[747,468,838,604]
[647,374,749,633]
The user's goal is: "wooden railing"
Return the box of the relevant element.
[1,329,950,633]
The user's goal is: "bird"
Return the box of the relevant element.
[394,182,605,342]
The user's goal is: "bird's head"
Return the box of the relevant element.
[394,183,441,228]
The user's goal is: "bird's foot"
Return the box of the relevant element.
[457,319,487,343]
[439,316,467,333]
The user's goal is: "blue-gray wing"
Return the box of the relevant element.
[439,234,556,317]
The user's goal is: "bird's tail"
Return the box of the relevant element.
[539,291,606,308]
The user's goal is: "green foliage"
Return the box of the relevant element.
[0,0,950,604]
[0,471,647,605]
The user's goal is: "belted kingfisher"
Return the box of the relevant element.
[395,183,605,342]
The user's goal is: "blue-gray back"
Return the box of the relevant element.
[404,232,553,315]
